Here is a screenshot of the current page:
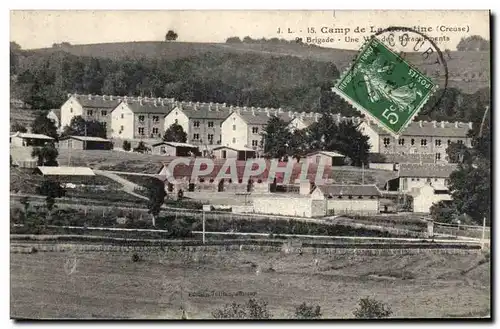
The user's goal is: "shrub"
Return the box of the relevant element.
[212,299,272,319]
[353,297,393,319]
[294,302,322,319]
[122,140,131,151]
[131,253,141,262]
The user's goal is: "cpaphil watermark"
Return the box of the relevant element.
[163,158,331,186]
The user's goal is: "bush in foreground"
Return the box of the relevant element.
[353,297,393,319]
[212,299,272,319]
[294,302,322,319]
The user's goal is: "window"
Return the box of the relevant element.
[435,153,441,161]
[457,140,464,145]
[102,122,107,129]
[435,139,441,146]
[383,138,390,145]
[160,146,166,154]
[174,119,178,124]
[70,108,73,113]
[348,195,353,199]
[411,178,415,181]
[445,179,450,186]
[434,178,438,182]
[152,127,159,134]
[87,110,93,116]
[426,178,431,183]
[208,134,214,140]
[193,121,200,128]
[193,134,200,140]
[101,110,107,116]
[138,127,144,135]
[232,137,236,144]
[447,140,452,145]
[252,140,258,146]
[416,178,420,181]
[233,124,236,131]
[411,138,415,145]
[121,113,124,119]
[358,196,363,199]
[120,125,124,131]
[152,116,159,122]
[252,127,259,134]
[208,121,214,128]
[138,115,145,122]
[421,139,427,146]
[398,138,405,145]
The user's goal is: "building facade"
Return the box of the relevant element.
[359,120,473,163]
[397,163,458,193]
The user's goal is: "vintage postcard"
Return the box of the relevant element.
[10,10,491,320]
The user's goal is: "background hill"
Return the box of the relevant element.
[30,41,490,93]
[10,40,490,129]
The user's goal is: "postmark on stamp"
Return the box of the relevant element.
[332,36,438,137]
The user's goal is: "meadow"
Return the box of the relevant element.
[10,249,490,319]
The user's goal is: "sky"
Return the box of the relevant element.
[10,10,490,50]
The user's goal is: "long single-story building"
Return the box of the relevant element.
[59,136,113,150]
[386,163,458,193]
[10,132,54,147]
[212,145,256,160]
[151,141,200,156]
[305,150,346,166]
[35,166,95,176]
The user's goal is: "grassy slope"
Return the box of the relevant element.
[30,41,489,93]
[10,251,490,319]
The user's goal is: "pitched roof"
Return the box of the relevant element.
[179,103,233,120]
[10,132,54,140]
[37,166,95,176]
[152,141,198,148]
[212,145,256,152]
[364,120,472,137]
[371,153,436,164]
[60,135,111,142]
[307,150,345,157]
[398,163,458,178]
[73,94,122,109]
[125,100,176,114]
[315,184,381,197]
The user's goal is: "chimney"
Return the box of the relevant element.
[123,96,128,104]
[139,99,143,106]
[266,111,270,117]
[419,120,423,128]
[440,121,445,128]
[88,94,92,100]
[455,121,459,128]
[469,122,473,129]
[67,93,72,98]
[223,103,226,107]
[315,113,320,122]
[432,120,437,128]
[252,108,256,116]
[153,99,157,107]
[278,107,283,114]
[110,95,114,100]
[288,110,293,118]
[161,98,165,106]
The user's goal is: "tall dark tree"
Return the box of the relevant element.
[36,178,65,214]
[456,35,490,51]
[165,30,178,41]
[31,143,59,166]
[11,122,27,133]
[163,123,187,143]
[31,112,58,140]
[145,177,166,226]
[263,116,292,160]
[61,115,107,138]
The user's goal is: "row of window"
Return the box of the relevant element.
[86,110,107,116]
[138,127,160,135]
[193,121,216,128]
[386,138,464,146]
[327,195,377,199]
[231,125,259,134]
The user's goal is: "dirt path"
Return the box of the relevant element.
[94,170,148,201]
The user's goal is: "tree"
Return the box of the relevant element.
[456,35,490,51]
[353,297,393,319]
[294,302,322,319]
[163,123,187,143]
[134,141,149,153]
[11,122,27,133]
[165,30,178,41]
[62,115,107,138]
[145,177,166,226]
[10,41,21,51]
[446,142,472,164]
[31,112,58,140]
[36,178,65,213]
[31,143,59,166]
[212,299,272,319]
[263,116,292,160]
[122,140,131,151]
[226,36,242,43]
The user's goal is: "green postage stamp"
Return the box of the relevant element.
[333,37,438,137]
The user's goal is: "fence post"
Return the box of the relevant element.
[481,217,486,250]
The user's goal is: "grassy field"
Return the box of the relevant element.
[29,42,489,93]
[10,249,490,319]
